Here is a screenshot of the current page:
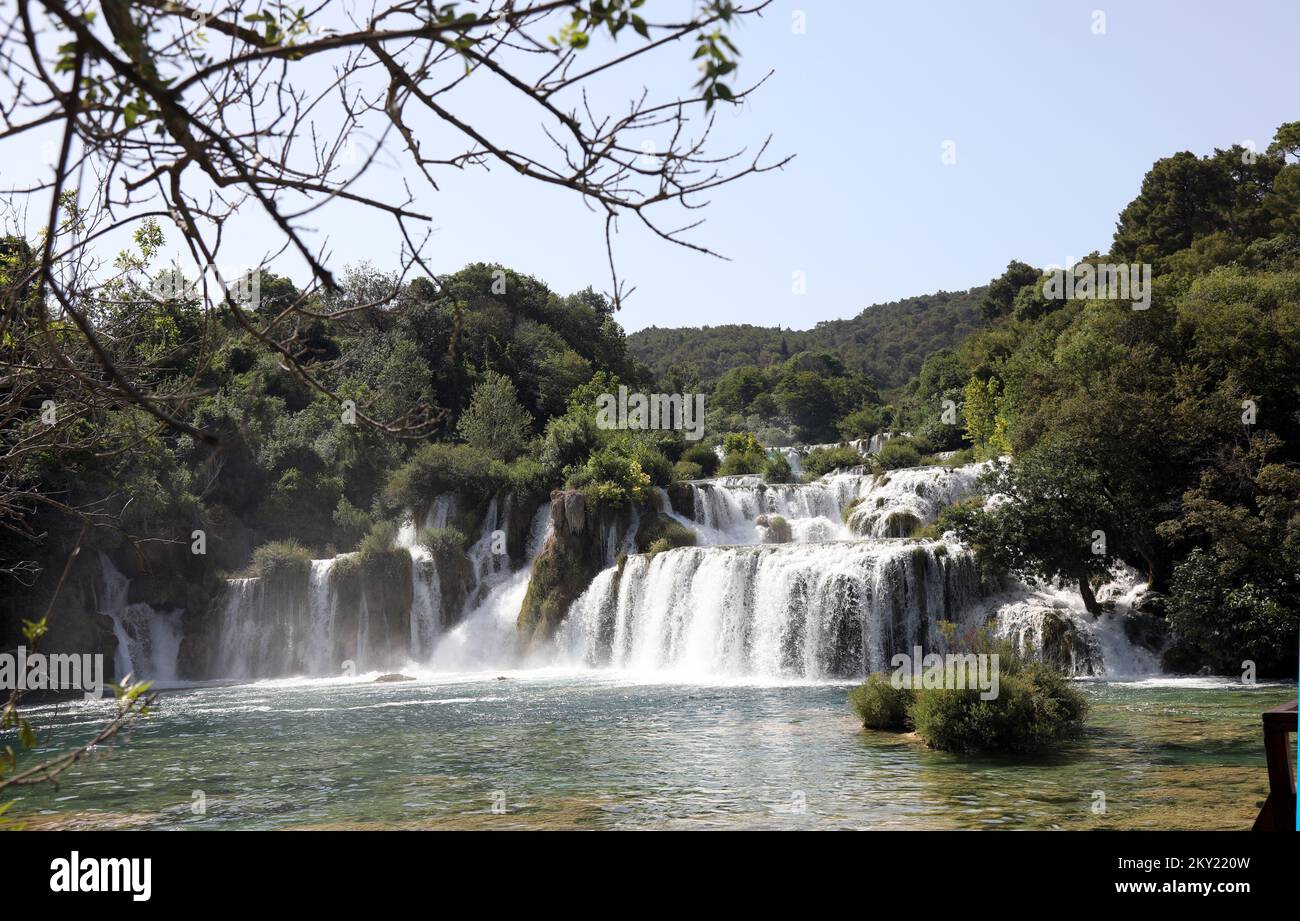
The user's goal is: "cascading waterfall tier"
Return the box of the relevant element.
[424,503,553,671]
[678,462,989,544]
[768,432,904,479]
[558,539,983,679]
[206,495,553,679]
[96,553,183,683]
[192,459,1158,682]
[576,461,1158,680]
[209,557,353,679]
[989,571,1162,678]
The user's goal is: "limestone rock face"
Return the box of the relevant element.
[553,490,587,537]
[520,489,635,643]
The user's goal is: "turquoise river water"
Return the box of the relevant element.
[6,672,1294,830]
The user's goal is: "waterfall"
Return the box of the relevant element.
[843,464,988,537]
[401,494,455,660]
[197,458,1159,683]
[678,462,989,545]
[557,460,1159,680]
[427,503,553,671]
[96,554,183,682]
[408,548,442,661]
[210,556,348,679]
[210,553,370,679]
[211,578,267,679]
[307,558,342,672]
[207,494,550,679]
[776,432,900,471]
[990,569,1161,678]
[466,495,501,584]
[559,539,982,679]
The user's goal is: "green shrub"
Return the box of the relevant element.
[875,440,922,470]
[568,446,652,507]
[249,539,312,579]
[842,496,864,524]
[718,451,763,476]
[722,431,763,456]
[628,440,674,487]
[646,537,674,556]
[417,526,469,558]
[914,495,984,540]
[882,511,922,537]
[850,633,1089,754]
[636,512,697,552]
[923,447,976,467]
[356,519,400,560]
[491,455,548,496]
[837,405,886,441]
[908,660,1088,754]
[756,514,792,543]
[803,445,862,477]
[332,497,373,551]
[382,443,499,514]
[539,411,600,482]
[849,672,914,730]
[680,442,720,476]
[761,450,793,484]
[716,431,766,476]
[673,460,704,481]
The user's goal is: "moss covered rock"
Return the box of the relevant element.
[517,488,636,644]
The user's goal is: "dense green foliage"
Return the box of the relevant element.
[417,526,470,558]
[906,661,1088,755]
[848,672,912,731]
[640,515,698,556]
[457,371,535,460]
[248,539,313,580]
[1,258,662,622]
[802,445,864,477]
[874,439,923,470]
[629,287,985,390]
[696,352,884,444]
[946,125,1300,674]
[761,449,793,484]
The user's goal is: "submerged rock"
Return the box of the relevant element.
[374,673,415,683]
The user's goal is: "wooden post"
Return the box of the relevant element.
[1252,699,1297,831]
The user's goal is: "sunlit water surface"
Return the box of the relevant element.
[8,672,1294,830]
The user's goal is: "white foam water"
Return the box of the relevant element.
[96,553,183,682]
[426,503,553,671]
[556,539,981,679]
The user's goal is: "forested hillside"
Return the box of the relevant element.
[629,287,985,389]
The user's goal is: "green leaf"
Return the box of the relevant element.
[21,618,47,644]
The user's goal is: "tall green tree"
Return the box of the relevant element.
[457,371,536,461]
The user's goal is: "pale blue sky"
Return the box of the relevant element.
[5,0,1299,333]
[400,0,1300,333]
